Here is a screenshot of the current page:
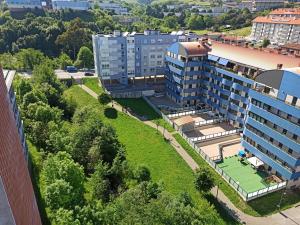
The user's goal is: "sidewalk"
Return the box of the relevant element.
[79,84,300,225]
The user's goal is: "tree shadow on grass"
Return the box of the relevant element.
[104,107,118,119]
[205,193,241,225]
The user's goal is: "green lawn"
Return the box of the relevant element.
[64,85,237,224]
[192,29,210,35]
[173,133,300,216]
[225,27,252,37]
[82,77,103,94]
[114,98,174,132]
[218,156,270,193]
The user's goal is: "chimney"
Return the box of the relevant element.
[277,64,283,69]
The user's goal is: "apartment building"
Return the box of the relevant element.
[5,0,42,9]
[165,41,300,186]
[3,70,28,161]
[251,8,300,45]
[51,0,90,10]
[92,30,199,85]
[98,2,128,15]
[0,68,41,225]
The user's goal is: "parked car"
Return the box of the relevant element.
[66,66,78,73]
[84,72,94,76]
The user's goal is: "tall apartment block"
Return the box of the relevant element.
[0,68,41,225]
[165,41,300,187]
[251,8,300,45]
[92,30,199,85]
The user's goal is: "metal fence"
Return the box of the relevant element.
[143,96,287,201]
[190,129,242,142]
[194,118,227,127]
[179,128,287,201]
[167,109,211,118]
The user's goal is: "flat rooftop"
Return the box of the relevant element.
[210,41,300,70]
[185,122,234,138]
[196,134,241,158]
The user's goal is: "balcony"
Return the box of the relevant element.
[242,140,293,180]
[248,104,300,137]
[244,129,298,168]
[246,116,300,155]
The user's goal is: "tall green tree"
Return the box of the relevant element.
[74,46,94,69]
[56,18,91,59]
[194,167,215,194]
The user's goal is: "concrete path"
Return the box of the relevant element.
[79,85,300,225]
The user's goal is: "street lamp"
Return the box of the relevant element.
[277,189,287,212]
[216,181,222,199]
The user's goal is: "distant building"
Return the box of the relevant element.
[98,2,128,15]
[51,0,90,10]
[251,8,300,45]
[165,40,300,188]
[5,0,42,9]
[92,30,199,85]
[224,0,284,12]
[0,68,41,225]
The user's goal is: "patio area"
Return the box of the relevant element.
[217,156,273,193]
[184,122,235,138]
[195,135,241,158]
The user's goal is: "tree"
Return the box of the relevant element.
[42,152,85,208]
[15,48,45,70]
[58,52,73,70]
[262,38,270,48]
[50,208,81,225]
[74,46,94,69]
[194,167,215,194]
[56,18,91,59]
[98,92,112,105]
[134,165,151,182]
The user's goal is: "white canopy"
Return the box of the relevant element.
[247,157,264,168]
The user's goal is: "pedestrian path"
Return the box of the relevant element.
[79,84,300,225]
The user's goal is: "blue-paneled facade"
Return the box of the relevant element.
[165,42,300,186]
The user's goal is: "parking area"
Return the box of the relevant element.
[55,70,96,80]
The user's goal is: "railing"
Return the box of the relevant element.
[178,127,286,201]
[190,129,242,143]
[144,96,287,201]
[167,109,211,119]
[194,118,227,127]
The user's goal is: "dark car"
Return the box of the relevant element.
[84,72,94,76]
[66,66,78,73]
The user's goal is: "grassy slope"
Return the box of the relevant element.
[64,85,238,225]
[115,98,174,132]
[82,77,103,95]
[225,27,252,37]
[174,133,300,216]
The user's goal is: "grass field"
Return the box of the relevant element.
[82,77,103,94]
[64,86,200,198]
[173,133,300,216]
[64,85,238,224]
[115,98,174,132]
[225,27,252,37]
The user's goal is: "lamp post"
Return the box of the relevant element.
[216,182,222,199]
[277,189,287,212]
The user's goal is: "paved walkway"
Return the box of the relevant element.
[79,85,300,225]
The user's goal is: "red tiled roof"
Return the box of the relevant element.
[209,41,300,70]
[253,16,300,25]
[270,8,300,15]
[180,42,210,56]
